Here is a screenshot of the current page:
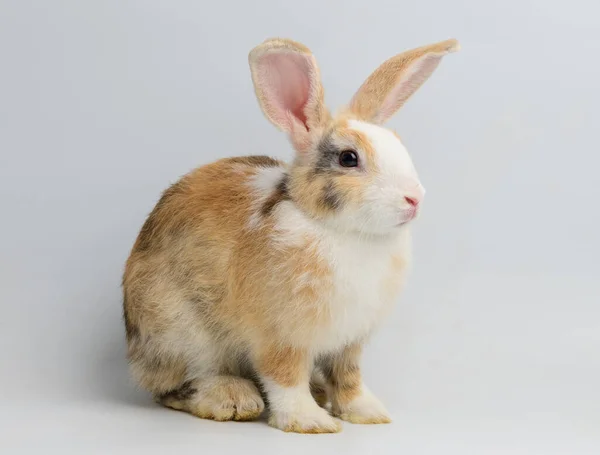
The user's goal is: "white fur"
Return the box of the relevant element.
[247,165,287,229]
[349,120,419,183]
[251,165,285,192]
[334,119,425,234]
[273,201,411,353]
[318,228,410,351]
[263,379,341,432]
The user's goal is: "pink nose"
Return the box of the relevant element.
[404,196,420,207]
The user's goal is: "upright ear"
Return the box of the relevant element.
[348,39,460,124]
[249,38,330,142]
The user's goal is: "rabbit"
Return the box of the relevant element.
[122,37,459,433]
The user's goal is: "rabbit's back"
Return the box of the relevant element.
[130,155,285,255]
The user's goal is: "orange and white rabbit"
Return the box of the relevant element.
[122,37,459,433]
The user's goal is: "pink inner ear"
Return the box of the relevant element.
[259,52,311,130]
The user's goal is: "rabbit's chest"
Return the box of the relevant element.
[313,231,411,352]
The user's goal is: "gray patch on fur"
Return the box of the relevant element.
[159,380,197,402]
[314,136,344,176]
[261,174,290,216]
[322,180,343,211]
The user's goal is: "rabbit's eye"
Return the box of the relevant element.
[339,150,358,168]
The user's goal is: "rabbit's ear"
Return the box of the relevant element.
[249,38,330,139]
[348,39,459,125]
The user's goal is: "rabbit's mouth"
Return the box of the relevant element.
[395,219,412,228]
[396,207,419,226]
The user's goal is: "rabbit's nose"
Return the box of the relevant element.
[404,196,420,207]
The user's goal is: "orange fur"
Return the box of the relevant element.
[257,345,308,387]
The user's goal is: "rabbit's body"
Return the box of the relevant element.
[123,155,409,377]
[123,38,458,433]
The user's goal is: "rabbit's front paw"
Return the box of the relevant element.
[269,404,341,433]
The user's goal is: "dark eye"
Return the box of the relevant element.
[339,150,359,168]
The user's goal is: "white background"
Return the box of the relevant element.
[1,1,599,453]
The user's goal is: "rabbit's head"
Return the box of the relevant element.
[249,38,459,235]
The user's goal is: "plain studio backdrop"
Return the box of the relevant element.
[1,1,599,454]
